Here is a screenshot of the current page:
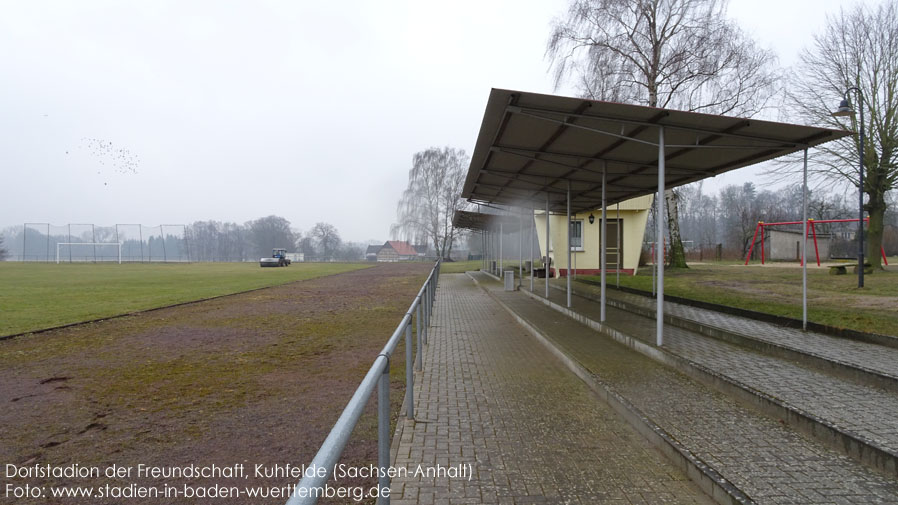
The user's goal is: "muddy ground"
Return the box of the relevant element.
[1,263,430,504]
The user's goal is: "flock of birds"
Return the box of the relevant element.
[66,137,141,187]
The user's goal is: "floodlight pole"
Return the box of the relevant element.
[855,90,866,288]
[833,87,865,287]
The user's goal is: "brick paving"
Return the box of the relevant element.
[389,274,713,505]
[478,273,898,504]
[551,282,898,455]
[586,282,898,378]
[545,284,898,457]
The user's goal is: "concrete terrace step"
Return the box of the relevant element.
[470,272,898,504]
[572,280,898,390]
[540,280,898,478]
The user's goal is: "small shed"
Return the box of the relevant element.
[768,229,832,261]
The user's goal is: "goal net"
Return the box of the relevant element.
[56,242,122,263]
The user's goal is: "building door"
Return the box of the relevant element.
[605,219,623,269]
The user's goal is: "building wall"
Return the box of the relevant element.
[768,230,831,261]
[532,195,652,275]
[377,248,399,262]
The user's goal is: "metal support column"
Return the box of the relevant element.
[530,206,534,292]
[802,148,808,330]
[545,193,550,299]
[566,181,572,308]
[656,127,666,346]
[616,204,621,287]
[601,165,607,322]
[499,221,505,277]
[518,207,523,288]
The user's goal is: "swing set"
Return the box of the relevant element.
[744,217,889,266]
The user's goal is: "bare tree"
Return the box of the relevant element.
[248,215,296,259]
[391,147,471,259]
[310,222,341,260]
[547,0,779,268]
[0,235,8,261]
[775,1,898,270]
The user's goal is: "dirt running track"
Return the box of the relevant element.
[1,263,430,504]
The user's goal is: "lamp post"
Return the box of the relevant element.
[832,87,865,288]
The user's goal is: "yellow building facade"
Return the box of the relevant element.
[534,194,653,276]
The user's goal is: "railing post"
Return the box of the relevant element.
[415,302,423,372]
[405,322,414,420]
[377,361,391,505]
[416,300,423,350]
[423,284,430,340]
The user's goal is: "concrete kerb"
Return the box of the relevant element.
[466,272,754,505]
[557,283,898,393]
[535,284,898,479]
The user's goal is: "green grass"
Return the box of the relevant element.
[0,262,372,336]
[581,258,898,336]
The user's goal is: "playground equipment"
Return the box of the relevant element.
[745,218,888,266]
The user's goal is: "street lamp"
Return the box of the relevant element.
[588,213,595,224]
[832,87,865,288]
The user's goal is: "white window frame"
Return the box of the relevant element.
[570,219,584,252]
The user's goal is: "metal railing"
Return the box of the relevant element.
[285,260,441,505]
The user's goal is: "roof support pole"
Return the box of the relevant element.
[802,147,808,331]
[546,192,550,299]
[567,180,572,308]
[519,207,523,289]
[499,221,505,277]
[530,206,535,292]
[657,126,666,347]
[652,194,656,297]
[616,203,621,287]
[601,163,607,322]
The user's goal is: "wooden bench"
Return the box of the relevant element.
[829,265,847,275]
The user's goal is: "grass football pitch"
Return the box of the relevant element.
[0,262,373,336]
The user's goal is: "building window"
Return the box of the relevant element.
[570,220,583,251]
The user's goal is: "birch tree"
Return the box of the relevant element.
[547,0,779,267]
[392,147,471,259]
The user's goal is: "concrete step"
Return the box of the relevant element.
[571,281,898,390]
[470,272,898,504]
[541,282,898,478]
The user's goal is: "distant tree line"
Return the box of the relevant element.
[186,217,365,262]
[0,216,368,262]
[649,182,898,260]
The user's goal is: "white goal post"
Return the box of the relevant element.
[56,242,123,264]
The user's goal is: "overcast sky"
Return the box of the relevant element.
[0,0,855,242]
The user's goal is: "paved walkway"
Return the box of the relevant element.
[478,273,898,504]
[545,281,898,456]
[390,274,713,505]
